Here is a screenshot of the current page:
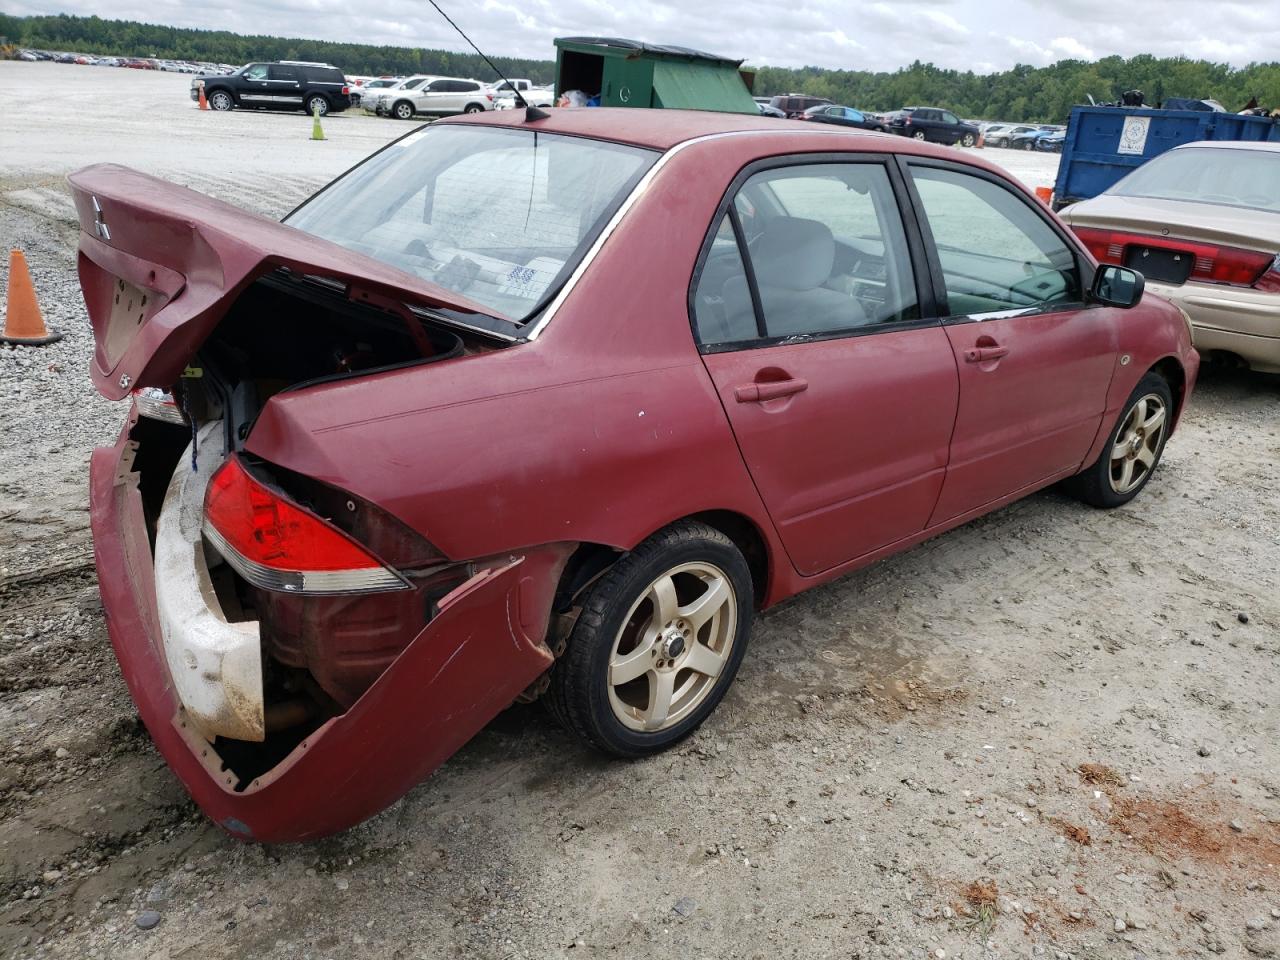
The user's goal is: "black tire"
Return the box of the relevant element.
[912,130,927,141]
[545,521,753,758]
[392,100,414,120]
[1066,372,1174,508]
[961,133,975,147]
[305,94,329,117]
[207,89,233,111]
[993,138,1006,148]
[1023,140,1034,151]
[463,102,485,114]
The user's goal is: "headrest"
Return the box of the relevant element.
[751,217,835,291]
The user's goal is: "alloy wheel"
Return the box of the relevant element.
[210,92,232,111]
[607,561,737,732]
[1109,393,1167,494]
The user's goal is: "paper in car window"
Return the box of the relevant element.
[496,257,563,300]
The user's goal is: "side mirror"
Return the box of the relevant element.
[1090,264,1144,309]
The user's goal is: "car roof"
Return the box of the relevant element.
[1170,140,1280,155]
[439,108,1016,173]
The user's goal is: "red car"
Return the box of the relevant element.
[70,109,1198,842]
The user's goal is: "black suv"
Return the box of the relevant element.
[192,62,352,116]
[885,107,979,146]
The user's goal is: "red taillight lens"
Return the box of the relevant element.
[203,456,408,594]
[341,85,350,95]
[1072,227,1276,288]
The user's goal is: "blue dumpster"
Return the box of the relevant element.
[1052,105,1280,208]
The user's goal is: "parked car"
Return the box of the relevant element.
[69,108,1197,842]
[360,75,432,115]
[493,84,556,110]
[886,107,979,146]
[1062,141,1280,372]
[1036,130,1066,153]
[192,61,352,116]
[350,77,401,107]
[768,93,832,117]
[1010,129,1049,151]
[801,104,887,132]
[755,101,787,119]
[375,76,493,119]
[985,124,1038,148]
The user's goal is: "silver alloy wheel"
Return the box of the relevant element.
[464,103,483,113]
[962,133,975,147]
[913,130,927,140]
[607,561,737,732]
[1109,393,1168,494]
[209,91,232,111]
[307,96,328,116]
[394,101,413,120]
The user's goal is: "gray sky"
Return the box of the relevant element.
[11,0,1279,73]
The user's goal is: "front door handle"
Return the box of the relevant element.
[964,344,1010,363]
[735,378,808,403]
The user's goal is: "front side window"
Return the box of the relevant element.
[244,64,268,80]
[942,111,959,125]
[910,165,1081,316]
[692,162,919,346]
[845,108,864,122]
[286,126,655,325]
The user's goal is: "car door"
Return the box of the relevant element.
[266,65,303,110]
[939,111,962,143]
[420,79,454,113]
[692,158,959,576]
[902,159,1119,524]
[238,63,271,106]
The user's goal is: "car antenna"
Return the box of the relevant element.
[423,0,551,121]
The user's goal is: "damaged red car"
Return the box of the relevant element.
[71,108,1198,842]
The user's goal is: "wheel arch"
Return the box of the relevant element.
[392,98,414,116]
[552,509,773,618]
[1148,355,1188,426]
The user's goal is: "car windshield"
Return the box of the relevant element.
[1108,147,1280,212]
[285,125,657,325]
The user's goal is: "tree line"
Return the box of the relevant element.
[4,13,1279,123]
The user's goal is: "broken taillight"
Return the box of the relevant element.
[203,455,410,595]
[132,387,186,425]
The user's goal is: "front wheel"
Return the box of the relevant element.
[545,521,753,758]
[1066,372,1174,508]
[305,95,329,116]
[912,130,927,141]
[208,90,233,111]
[1023,140,1034,151]
[392,100,414,120]
[961,133,975,147]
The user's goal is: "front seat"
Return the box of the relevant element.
[722,216,864,338]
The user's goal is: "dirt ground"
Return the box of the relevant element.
[2,62,1279,960]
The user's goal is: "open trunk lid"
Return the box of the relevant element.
[67,163,507,401]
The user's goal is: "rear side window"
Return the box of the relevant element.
[909,165,1081,316]
[693,162,920,347]
[307,67,343,84]
[268,65,299,82]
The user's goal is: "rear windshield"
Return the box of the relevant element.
[285,125,656,325]
[1109,147,1280,212]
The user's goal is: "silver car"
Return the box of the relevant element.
[376,76,493,119]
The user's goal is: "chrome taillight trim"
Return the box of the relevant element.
[133,387,188,425]
[201,522,412,595]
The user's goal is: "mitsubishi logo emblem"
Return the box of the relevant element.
[92,196,111,241]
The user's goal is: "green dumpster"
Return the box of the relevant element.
[553,36,757,114]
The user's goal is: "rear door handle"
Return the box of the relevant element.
[735,378,808,403]
[964,345,1010,363]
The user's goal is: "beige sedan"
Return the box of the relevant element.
[1061,141,1280,373]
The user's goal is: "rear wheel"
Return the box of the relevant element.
[393,100,414,120]
[463,102,485,114]
[912,130,927,141]
[305,94,329,116]
[1067,372,1173,508]
[208,90,233,111]
[546,521,753,758]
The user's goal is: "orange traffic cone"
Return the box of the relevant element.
[198,81,208,111]
[2,250,62,346]
[1034,186,1053,206]
[976,131,985,149]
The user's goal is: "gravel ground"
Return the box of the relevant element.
[2,61,1279,960]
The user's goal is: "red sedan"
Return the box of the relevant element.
[70,109,1197,842]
